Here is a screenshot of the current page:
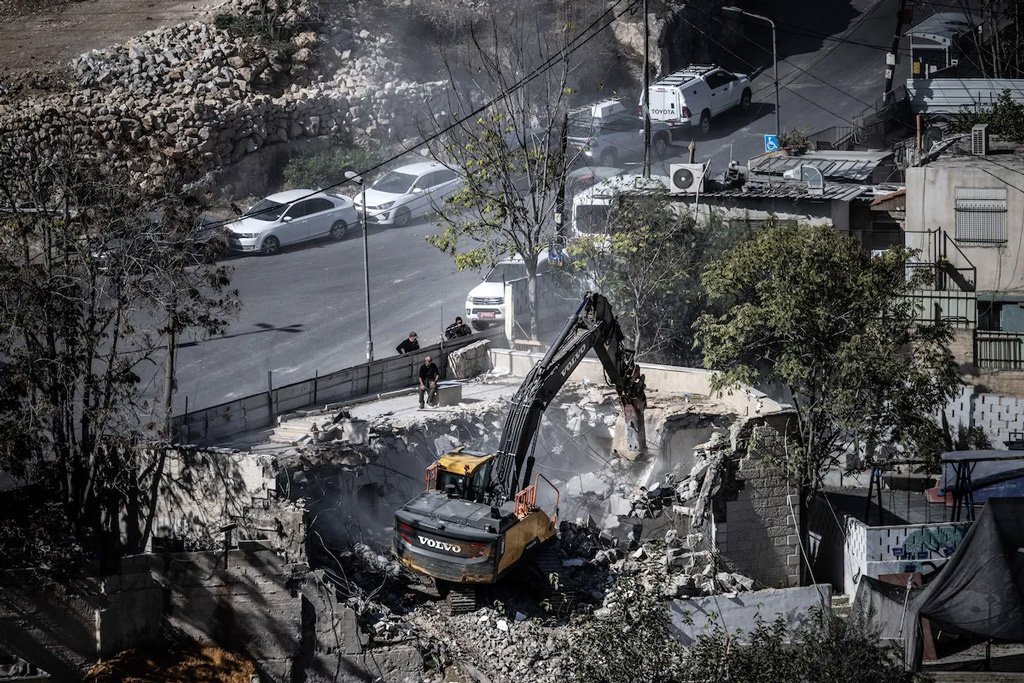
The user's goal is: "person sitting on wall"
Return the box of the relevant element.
[396,331,419,355]
[443,316,472,341]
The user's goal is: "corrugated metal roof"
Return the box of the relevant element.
[908,78,1024,114]
[697,182,869,201]
[748,151,890,182]
[906,12,972,42]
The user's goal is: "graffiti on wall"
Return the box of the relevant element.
[890,524,969,561]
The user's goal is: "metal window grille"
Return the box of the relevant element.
[955,187,1007,243]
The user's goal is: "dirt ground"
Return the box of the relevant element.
[0,0,230,87]
[84,637,257,683]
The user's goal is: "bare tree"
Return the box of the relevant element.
[423,2,618,339]
[0,132,238,568]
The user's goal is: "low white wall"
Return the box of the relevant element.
[842,517,970,596]
[667,585,832,646]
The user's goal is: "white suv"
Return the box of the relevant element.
[641,65,751,135]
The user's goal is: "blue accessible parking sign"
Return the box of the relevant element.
[764,134,780,152]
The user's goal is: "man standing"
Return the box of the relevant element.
[444,316,472,341]
[396,331,419,355]
[418,355,440,409]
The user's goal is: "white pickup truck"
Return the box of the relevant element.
[641,65,752,135]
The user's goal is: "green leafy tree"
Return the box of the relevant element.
[953,90,1024,142]
[569,190,702,363]
[694,224,961,571]
[424,3,605,338]
[569,191,752,364]
[0,135,238,569]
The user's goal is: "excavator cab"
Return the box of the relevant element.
[429,450,495,503]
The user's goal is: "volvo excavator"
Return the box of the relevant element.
[393,292,646,610]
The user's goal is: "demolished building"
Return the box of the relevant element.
[1,345,810,682]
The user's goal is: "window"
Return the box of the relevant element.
[955,188,1007,243]
[705,71,730,89]
[246,199,285,222]
[285,200,315,219]
[306,198,334,214]
[371,171,416,194]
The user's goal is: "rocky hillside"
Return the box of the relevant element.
[0,0,733,200]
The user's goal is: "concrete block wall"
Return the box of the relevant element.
[151,447,279,547]
[973,394,1024,443]
[716,455,802,589]
[164,548,303,682]
[300,572,423,683]
[842,517,868,598]
[0,571,105,679]
[944,384,1024,447]
[838,518,969,596]
[0,547,300,681]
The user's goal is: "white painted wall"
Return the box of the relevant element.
[906,162,1024,294]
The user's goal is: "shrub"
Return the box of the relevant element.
[282,145,404,191]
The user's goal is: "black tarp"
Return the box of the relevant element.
[906,498,1024,670]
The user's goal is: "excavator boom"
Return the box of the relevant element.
[393,291,646,597]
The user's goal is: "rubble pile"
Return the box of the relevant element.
[321,517,758,683]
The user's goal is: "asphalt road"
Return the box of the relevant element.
[168,218,483,413]
[167,0,923,414]
[634,0,918,176]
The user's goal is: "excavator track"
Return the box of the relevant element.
[448,586,479,614]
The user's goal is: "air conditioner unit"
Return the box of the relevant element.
[971,123,989,156]
[669,163,707,194]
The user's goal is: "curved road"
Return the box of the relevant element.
[171,218,482,413]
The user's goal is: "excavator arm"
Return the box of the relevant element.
[490,292,647,504]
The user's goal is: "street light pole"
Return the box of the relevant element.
[723,7,780,137]
[345,170,373,363]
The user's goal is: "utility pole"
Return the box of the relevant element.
[162,308,177,440]
[555,112,568,242]
[642,0,651,178]
[884,0,910,99]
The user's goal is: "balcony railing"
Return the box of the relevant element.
[975,330,1024,371]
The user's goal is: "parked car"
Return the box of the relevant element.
[355,161,463,227]
[225,189,356,256]
[640,65,751,135]
[465,250,558,330]
[567,100,676,167]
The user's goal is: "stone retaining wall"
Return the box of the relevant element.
[0,0,448,195]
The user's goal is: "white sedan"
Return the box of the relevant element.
[355,161,463,227]
[226,189,356,256]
